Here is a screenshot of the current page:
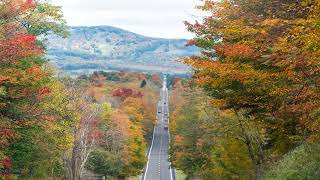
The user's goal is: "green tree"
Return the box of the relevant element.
[87,149,123,177]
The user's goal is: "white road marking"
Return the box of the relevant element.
[143,126,156,180]
[144,79,174,180]
[165,89,173,180]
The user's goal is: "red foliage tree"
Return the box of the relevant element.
[0,35,42,65]
[0,0,51,152]
[0,157,12,169]
[112,88,143,101]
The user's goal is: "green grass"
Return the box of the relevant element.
[129,176,140,180]
[176,170,187,180]
[263,143,320,180]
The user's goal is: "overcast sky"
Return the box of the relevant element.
[50,0,202,39]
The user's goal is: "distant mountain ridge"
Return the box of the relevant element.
[47,26,199,75]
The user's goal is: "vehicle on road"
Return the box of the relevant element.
[144,77,174,179]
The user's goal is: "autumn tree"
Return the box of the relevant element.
[77,71,158,179]
[125,97,156,142]
[87,108,146,179]
[112,88,143,101]
[170,87,257,179]
[0,0,66,141]
[90,71,106,88]
[184,0,320,178]
[64,102,101,180]
[0,0,67,178]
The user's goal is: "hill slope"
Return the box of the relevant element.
[47,26,199,75]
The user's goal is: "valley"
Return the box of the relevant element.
[47,26,199,75]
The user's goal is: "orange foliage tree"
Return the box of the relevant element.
[0,0,45,152]
[182,0,320,178]
[185,0,320,150]
[0,0,67,175]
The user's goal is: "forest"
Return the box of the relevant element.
[1,0,320,180]
[170,0,320,180]
[0,1,162,179]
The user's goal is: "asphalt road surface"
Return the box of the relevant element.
[143,78,175,180]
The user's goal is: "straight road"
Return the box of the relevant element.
[143,77,174,180]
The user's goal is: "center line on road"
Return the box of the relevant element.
[143,78,174,180]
